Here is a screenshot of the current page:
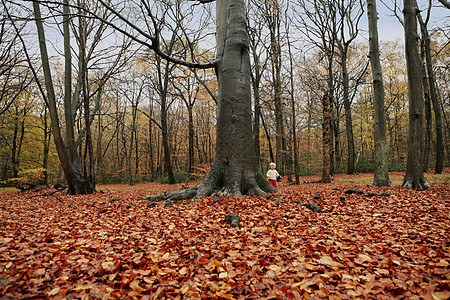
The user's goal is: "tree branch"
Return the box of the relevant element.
[97,0,215,69]
[437,0,450,9]
[23,0,216,69]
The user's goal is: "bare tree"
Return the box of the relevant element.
[416,1,444,174]
[367,0,392,186]
[15,0,136,194]
[335,0,363,174]
[294,0,339,182]
[322,91,332,183]
[31,0,91,194]
[402,0,429,189]
[0,1,32,116]
[174,70,201,179]
[248,0,270,170]
[285,16,300,184]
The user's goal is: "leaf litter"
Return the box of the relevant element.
[0,176,448,299]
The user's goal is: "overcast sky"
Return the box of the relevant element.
[374,0,449,42]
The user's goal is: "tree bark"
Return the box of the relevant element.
[367,0,392,186]
[260,110,275,164]
[128,102,137,185]
[11,113,19,178]
[160,64,175,184]
[341,49,356,174]
[402,0,429,189]
[188,105,195,178]
[42,106,50,185]
[287,25,299,184]
[79,0,95,193]
[64,0,79,172]
[322,91,332,183]
[327,56,335,178]
[421,41,432,172]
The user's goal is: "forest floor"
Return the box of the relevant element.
[0,170,449,299]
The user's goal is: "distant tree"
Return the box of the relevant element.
[417,2,444,174]
[335,0,363,174]
[285,15,300,184]
[294,0,338,181]
[248,0,270,169]
[322,91,332,183]
[0,2,31,116]
[25,0,134,194]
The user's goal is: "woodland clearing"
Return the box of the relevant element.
[0,171,449,299]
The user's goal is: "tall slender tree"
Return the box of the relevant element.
[416,2,444,174]
[367,0,391,186]
[322,91,332,183]
[294,0,338,180]
[335,0,363,174]
[33,1,90,194]
[402,0,429,189]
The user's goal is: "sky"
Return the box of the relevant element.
[22,0,449,63]
[375,0,449,42]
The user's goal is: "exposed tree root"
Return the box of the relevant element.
[146,170,279,202]
[402,178,430,190]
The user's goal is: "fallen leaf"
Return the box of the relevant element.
[306,264,318,271]
[130,280,146,292]
[432,291,450,300]
[47,287,60,296]
[198,257,210,265]
[102,261,115,269]
[179,266,188,275]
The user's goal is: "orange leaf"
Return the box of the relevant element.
[198,257,210,265]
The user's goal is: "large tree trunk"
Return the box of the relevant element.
[187,105,195,178]
[148,99,155,181]
[367,0,392,186]
[147,0,278,201]
[402,0,429,189]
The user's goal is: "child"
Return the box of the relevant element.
[266,162,280,188]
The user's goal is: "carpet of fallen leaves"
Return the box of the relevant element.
[0,172,449,299]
